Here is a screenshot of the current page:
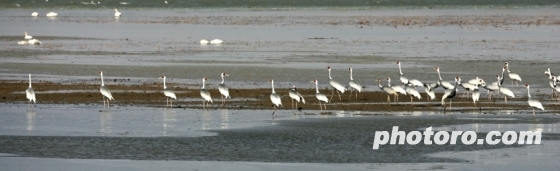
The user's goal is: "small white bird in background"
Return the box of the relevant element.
[31,12,39,17]
[200,77,213,109]
[114,9,122,17]
[504,62,522,87]
[525,84,544,116]
[200,39,209,45]
[160,76,177,107]
[348,67,362,100]
[18,41,28,45]
[27,39,42,45]
[99,71,114,109]
[24,31,32,40]
[269,80,282,115]
[312,80,329,110]
[26,74,36,108]
[289,85,305,110]
[165,0,168,4]
[46,12,58,17]
[218,73,231,106]
[210,39,223,44]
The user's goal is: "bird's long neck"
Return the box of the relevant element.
[328,69,333,80]
[100,74,105,86]
[398,64,403,75]
[28,74,32,88]
[315,82,320,93]
[163,78,167,89]
[387,79,391,86]
[527,87,531,99]
[453,79,459,91]
[437,70,443,81]
[202,79,206,89]
[271,82,276,93]
[378,82,383,89]
[349,70,353,81]
[221,75,225,84]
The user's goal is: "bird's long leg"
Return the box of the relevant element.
[355,90,358,100]
[348,89,353,100]
[505,96,508,103]
[324,103,327,110]
[296,101,298,110]
[330,88,334,101]
[533,108,535,116]
[107,98,110,109]
[337,90,342,101]
[318,101,322,111]
[102,96,106,109]
[387,95,390,105]
[291,99,294,110]
[450,99,452,109]
[272,106,277,115]
[202,100,205,109]
[170,98,173,107]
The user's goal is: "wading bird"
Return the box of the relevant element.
[405,83,422,105]
[348,67,362,100]
[200,77,212,109]
[434,67,454,89]
[99,71,114,109]
[504,62,522,86]
[200,39,209,44]
[423,83,437,101]
[396,61,408,84]
[218,73,231,105]
[377,79,397,105]
[472,77,481,107]
[26,74,36,107]
[210,39,223,44]
[160,76,176,107]
[114,9,121,17]
[497,74,515,103]
[289,85,305,110]
[312,80,329,110]
[481,76,500,100]
[24,31,32,40]
[327,66,346,101]
[525,84,544,116]
[442,76,460,109]
[387,77,406,103]
[46,12,57,17]
[269,80,282,115]
[31,12,38,17]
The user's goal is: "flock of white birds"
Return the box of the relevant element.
[23,61,552,117]
[17,31,42,45]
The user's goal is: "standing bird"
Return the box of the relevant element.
[312,80,329,110]
[114,9,121,17]
[99,71,114,109]
[160,76,177,107]
[441,76,460,109]
[269,80,282,115]
[210,39,223,44]
[387,77,406,103]
[348,67,362,100]
[289,85,305,110]
[200,77,212,109]
[26,74,36,107]
[404,83,422,105]
[545,70,557,98]
[200,39,209,44]
[552,76,560,98]
[472,77,481,107]
[218,73,231,106]
[525,84,544,116]
[459,80,477,98]
[327,66,346,101]
[377,79,397,105]
[31,12,39,17]
[504,62,522,87]
[434,67,454,89]
[481,75,500,100]
[24,31,32,40]
[396,61,409,84]
[497,74,515,103]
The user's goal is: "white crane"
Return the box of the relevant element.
[114,9,121,17]
[504,62,522,87]
[210,39,223,44]
[472,77,481,107]
[31,12,38,17]
[396,61,409,84]
[24,31,32,40]
[545,68,560,83]
[497,76,515,103]
[160,76,176,107]
[525,84,544,116]
[26,74,36,107]
[269,80,282,115]
[46,12,57,17]
[348,67,362,100]
[552,76,560,98]
[312,80,329,110]
[441,76,460,109]
[200,77,212,109]
[387,77,406,103]
[481,75,500,100]
[377,79,397,105]
[545,69,557,98]
[99,71,114,108]
[423,83,437,101]
[200,39,209,44]
[459,81,477,99]
[434,67,454,89]
[289,85,305,110]
[218,73,231,105]
[327,66,346,101]
[404,84,422,105]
